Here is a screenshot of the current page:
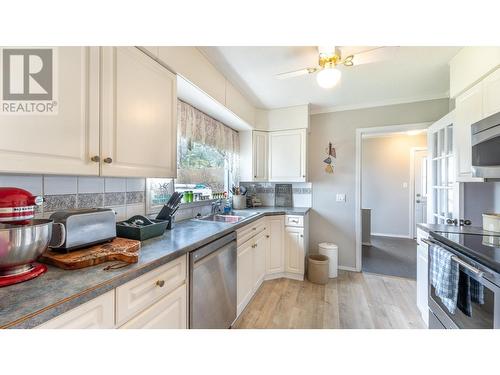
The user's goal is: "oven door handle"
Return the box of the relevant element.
[422,238,484,277]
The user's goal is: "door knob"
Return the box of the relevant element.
[103,157,113,164]
[90,155,100,162]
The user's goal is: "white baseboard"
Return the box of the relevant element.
[338,265,358,272]
[264,272,304,281]
[371,232,412,239]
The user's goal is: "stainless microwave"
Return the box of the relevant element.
[471,111,500,179]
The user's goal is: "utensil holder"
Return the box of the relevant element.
[232,195,247,210]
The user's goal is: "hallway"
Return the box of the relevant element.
[362,235,417,279]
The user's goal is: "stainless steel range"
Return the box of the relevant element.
[425,232,500,329]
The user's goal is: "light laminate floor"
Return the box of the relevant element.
[234,271,425,329]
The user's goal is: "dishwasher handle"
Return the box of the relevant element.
[191,232,237,264]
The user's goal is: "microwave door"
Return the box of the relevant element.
[471,118,500,179]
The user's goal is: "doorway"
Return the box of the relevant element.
[410,147,428,238]
[354,123,431,277]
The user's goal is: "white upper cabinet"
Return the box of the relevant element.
[454,82,483,180]
[253,131,268,181]
[450,47,500,98]
[225,80,255,126]
[0,47,100,175]
[482,67,500,118]
[101,47,177,178]
[269,129,307,182]
[157,47,226,106]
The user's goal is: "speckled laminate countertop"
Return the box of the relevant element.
[0,207,309,329]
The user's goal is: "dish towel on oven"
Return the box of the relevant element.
[457,272,485,317]
[429,244,459,314]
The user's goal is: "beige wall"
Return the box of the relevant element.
[362,133,427,237]
[309,99,449,269]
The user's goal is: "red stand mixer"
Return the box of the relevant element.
[0,187,50,287]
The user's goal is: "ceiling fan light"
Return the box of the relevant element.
[316,67,341,88]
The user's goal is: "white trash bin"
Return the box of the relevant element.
[318,243,338,278]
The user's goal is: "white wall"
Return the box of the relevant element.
[362,133,427,237]
[308,99,449,269]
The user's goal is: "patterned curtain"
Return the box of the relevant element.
[177,99,240,182]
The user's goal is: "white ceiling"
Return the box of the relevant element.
[200,46,461,113]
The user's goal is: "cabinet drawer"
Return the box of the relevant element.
[116,255,186,325]
[119,284,187,329]
[237,218,267,246]
[285,215,303,227]
[37,291,115,329]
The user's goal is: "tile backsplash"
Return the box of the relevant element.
[0,174,147,221]
[240,182,313,208]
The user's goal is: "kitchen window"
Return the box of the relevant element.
[175,100,239,199]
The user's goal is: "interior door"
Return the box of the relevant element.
[413,149,428,236]
[100,47,177,178]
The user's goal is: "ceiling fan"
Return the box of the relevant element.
[275,46,394,88]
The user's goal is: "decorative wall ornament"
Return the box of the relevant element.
[323,142,336,174]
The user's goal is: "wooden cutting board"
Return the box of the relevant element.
[40,237,141,270]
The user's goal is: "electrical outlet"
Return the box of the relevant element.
[336,193,346,202]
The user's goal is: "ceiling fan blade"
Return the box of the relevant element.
[340,46,398,66]
[275,67,317,80]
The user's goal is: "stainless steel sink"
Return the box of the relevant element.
[195,214,246,223]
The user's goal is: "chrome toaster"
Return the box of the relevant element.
[49,208,116,251]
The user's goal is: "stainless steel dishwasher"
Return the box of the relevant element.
[189,232,237,329]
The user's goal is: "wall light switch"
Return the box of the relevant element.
[402,182,408,189]
[336,193,346,202]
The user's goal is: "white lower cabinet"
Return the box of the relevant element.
[37,291,115,329]
[237,239,255,316]
[36,255,188,329]
[119,284,187,329]
[236,214,308,318]
[285,227,305,275]
[266,216,285,275]
[416,229,429,327]
[253,231,269,290]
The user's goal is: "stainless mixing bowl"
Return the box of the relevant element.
[0,219,55,276]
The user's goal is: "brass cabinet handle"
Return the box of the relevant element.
[103,157,113,164]
[266,235,270,238]
[252,227,256,230]
[90,155,100,162]
[156,280,165,287]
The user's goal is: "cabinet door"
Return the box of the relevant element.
[101,47,177,178]
[269,129,306,182]
[285,226,305,275]
[0,47,100,175]
[237,240,254,316]
[416,233,429,326]
[253,232,268,291]
[253,131,268,181]
[120,284,187,329]
[37,291,115,329]
[266,216,285,275]
[454,83,483,179]
[482,67,500,118]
